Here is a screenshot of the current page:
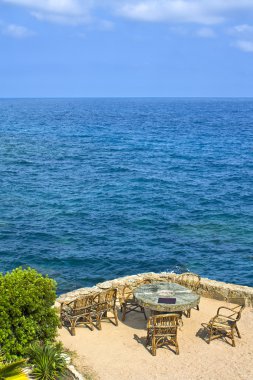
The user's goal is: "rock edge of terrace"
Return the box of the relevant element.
[57,272,253,307]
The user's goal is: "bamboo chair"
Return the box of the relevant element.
[93,288,118,330]
[121,279,152,321]
[177,272,201,317]
[60,294,95,336]
[205,298,245,347]
[146,314,180,356]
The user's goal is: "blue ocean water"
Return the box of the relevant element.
[0,98,253,294]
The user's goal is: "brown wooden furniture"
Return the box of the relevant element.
[93,288,118,330]
[205,298,245,347]
[176,272,201,317]
[60,294,95,336]
[120,279,152,321]
[146,313,180,356]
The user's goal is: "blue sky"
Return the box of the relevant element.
[1,0,253,97]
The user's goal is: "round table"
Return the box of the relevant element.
[133,282,200,314]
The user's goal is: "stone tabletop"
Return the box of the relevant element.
[134,282,200,313]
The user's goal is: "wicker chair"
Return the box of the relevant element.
[93,288,118,330]
[60,294,95,336]
[205,298,245,347]
[146,314,180,356]
[120,279,152,321]
[177,272,201,317]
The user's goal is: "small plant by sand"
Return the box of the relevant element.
[29,343,67,380]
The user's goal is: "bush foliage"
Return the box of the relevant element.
[0,267,59,359]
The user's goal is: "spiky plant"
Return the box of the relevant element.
[29,344,67,380]
[0,358,28,380]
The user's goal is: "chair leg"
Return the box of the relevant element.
[175,340,179,355]
[113,309,119,326]
[151,336,156,356]
[231,328,236,347]
[97,320,102,330]
[70,320,76,336]
[122,304,127,321]
[146,329,150,346]
[88,315,94,331]
[186,309,191,318]
[96,314,102,330]
[142,307,147,320]
[196,304,199,311]
[235,325,241,338]
[208,328,213,344]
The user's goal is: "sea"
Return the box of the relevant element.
[0,98,252,294]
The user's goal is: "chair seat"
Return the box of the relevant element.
[149,329,177,337]
[209,317,235,329]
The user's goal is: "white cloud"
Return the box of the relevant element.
[2,0,83,15]
[2,0,92,25]
[117,1,222,25]
[2,0,253,27]
[116,1,253,25]
[2,23,34,37]
[233,24,253,34]
[234,39,253,52]
[195,27,216,38]
[228,23,253,53]
[31,11,88,25]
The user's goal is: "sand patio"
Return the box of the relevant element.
[58,294,253,380]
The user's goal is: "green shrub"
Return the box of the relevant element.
[0,267,59,360]
[29,343,67,380]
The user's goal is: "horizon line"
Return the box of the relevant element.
[1,96,253,100]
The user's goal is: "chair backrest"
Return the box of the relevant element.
[140,278,153,285]
[104,288,117,308]
[121,279,153,303]
[148,314,179,336]
[95,288,117,310]
[227,298,245,321]
[122,284,135,303]
[177,272,201,291]
[139,278,153,286]
[69,294,94,315]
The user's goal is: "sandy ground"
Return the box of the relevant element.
[58,297,253,380]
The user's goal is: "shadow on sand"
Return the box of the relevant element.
[117,307,148,330]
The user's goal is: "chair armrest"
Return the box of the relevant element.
[60,300,74,313]
[215,313,237,321]
[60,300,71,306]
[74,305,93,312]
[217,306,238,319]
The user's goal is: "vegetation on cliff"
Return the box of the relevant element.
[0,267,59,360]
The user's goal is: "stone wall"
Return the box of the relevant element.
[56,272,253,307]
